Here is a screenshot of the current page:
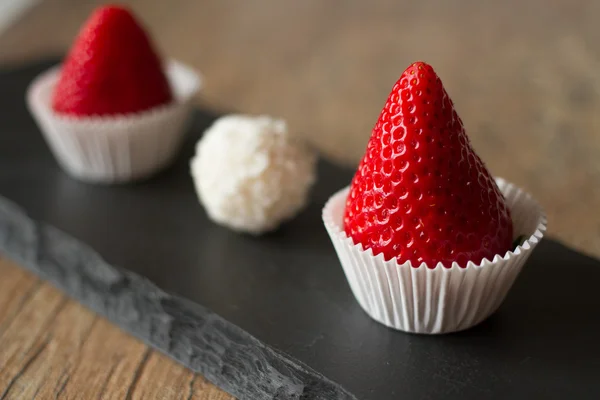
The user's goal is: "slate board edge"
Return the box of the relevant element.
[0,194,358,400]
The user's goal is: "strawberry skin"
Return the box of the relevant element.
[52,5,173,116]
[343,62,513,268]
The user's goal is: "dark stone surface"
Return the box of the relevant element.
[1,59,600,400]
[0,197,355,400]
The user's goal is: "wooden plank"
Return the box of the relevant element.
[0,0,599,259]
[130,352,233,400]
[0,258,233,399]
[0,257,41,330]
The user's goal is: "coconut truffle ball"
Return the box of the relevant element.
[190,114,318,234]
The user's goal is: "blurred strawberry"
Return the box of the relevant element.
[52,4,172,116]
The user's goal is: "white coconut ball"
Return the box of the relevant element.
[190,114,318,235]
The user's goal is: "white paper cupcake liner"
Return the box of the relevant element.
[26,60,202,184]
[322,178,547,334]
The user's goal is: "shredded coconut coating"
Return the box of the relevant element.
[190,115,318,235]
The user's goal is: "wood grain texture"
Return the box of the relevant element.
[0,0,598,259]
[0,0,599,398]
[0,257,233,400]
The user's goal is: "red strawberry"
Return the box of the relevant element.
[52,5,173,116]
[343,61,513,268]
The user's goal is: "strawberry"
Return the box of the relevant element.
[52,5,173,116]
[343,61,513,268]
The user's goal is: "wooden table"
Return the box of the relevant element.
[1,0,599,398]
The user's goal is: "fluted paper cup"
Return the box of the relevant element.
[26,60,202,184]
[322,178,546,334]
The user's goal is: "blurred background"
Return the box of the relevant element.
[0,0,599,257]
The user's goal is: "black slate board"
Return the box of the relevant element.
[1,59,600,400]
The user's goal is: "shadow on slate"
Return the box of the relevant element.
[0,59,599,400]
